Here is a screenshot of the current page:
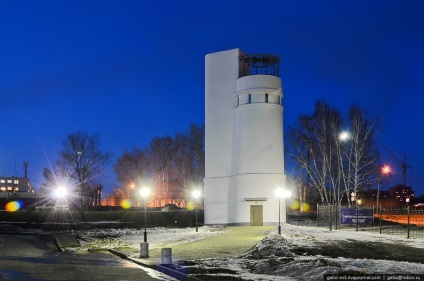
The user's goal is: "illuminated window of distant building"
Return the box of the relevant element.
[7,180,12,183]
[7,187,12,191]
[0,180,4,183]
[14,180,19,184]
[0,187,5,191]
[14,187,19,191]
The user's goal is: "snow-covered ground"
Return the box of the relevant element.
[74,225,229,250]
[69,224,424,281]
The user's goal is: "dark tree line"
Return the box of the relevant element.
[40,125,204,208]
[287,100,380,207]
[113,123,205,207]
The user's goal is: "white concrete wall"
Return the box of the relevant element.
[204,49,243,224]
[233,103,284,174]
[233,75,284,175]
[232,74,285,225]
[205,49,242,178]
[204,177,231,224]
[233,174,287,224]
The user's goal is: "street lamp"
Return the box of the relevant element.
[53,186,68,212]
[192,190,201,232]
[338,131,350,142]
[139,187,150,243]
[54,186,68,198]
[377,165,390,210]
[275,188,292,235]
[328,130,351,231]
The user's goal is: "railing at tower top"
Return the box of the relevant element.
[239,54,280,78]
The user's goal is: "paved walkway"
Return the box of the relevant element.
[0,227,274,280]
[133,226,274,265]
[0,234,169,281]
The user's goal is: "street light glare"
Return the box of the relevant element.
[55,186,67,198]
[282,190,292,198]
[192,190,201,199]
[339,131,350,141]
[382,165,390,174]
[139,187,150,198]
[275,188,291,198]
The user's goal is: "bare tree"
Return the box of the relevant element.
[171,132,192,205]
[288,100,342,204]
[91,184,102,206]
[341,104,379,205]
[170,124,205,205]
[113,123,205,208]
[56,131,111,208]
[114,148,149,199]
[288,101,379,206]
[39,167,55,193]
[149,136,174,206]
[188,124,205,187]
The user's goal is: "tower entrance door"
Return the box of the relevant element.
[250,205,263,226]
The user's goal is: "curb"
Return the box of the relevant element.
[108,249,203,281]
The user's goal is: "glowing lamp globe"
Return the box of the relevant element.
[139,187,150,198]
[54,186,68,198]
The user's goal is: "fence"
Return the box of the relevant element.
[316,204,424,239]
[377,206,424,238]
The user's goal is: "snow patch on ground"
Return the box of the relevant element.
[73,225,229,251]
[37,224,424,281]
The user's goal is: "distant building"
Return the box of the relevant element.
[0,176,35,193]
[0,161,35,195]
[389,184,415,203]
[363,189,390,202]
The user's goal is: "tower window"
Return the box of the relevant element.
[265,93,268,103]
[248,94,252,104]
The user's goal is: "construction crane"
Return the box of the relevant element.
[383,146,412,186]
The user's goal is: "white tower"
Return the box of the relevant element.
[204,48,286,225]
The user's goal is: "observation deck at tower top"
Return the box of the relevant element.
[239,54,280,78]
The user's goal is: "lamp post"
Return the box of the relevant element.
[275,188,283,235]
[356,198,362,231]
[276,188,292,235]
[328,131,350,231]
[139,187,150,243]
[192,190,201,232]
[377,165,390,211]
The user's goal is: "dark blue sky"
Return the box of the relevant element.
[1,1,423,196]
